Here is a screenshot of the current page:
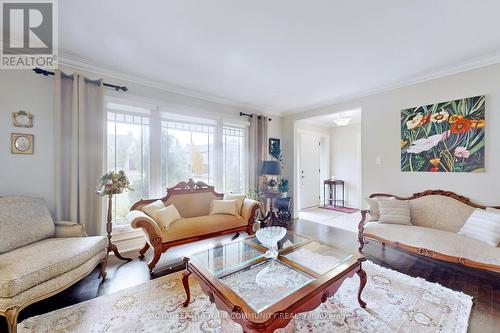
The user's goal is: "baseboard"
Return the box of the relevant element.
[113,235,144,255]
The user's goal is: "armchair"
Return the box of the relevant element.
[0,197,107,333]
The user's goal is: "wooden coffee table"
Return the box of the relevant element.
[182,232,367,333]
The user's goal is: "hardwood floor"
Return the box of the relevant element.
[2,219,499,333]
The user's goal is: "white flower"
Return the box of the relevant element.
[406,134,442,154]
[406,114,423,130]
[431,110,449,123]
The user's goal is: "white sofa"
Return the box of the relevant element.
[358,190,500,273]
[0,197,108,333]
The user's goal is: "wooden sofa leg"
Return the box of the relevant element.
[358,234,365,252]
[5,306,20,333]
[148,246,162,274]
[98,257,108,280]
[138,242,150,260]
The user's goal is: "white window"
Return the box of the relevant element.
[160,121,215,189]
[105,100,250,232]
[223,125,246,193]
[106,104,150,227]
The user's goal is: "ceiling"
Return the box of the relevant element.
[59,0,500,114]
[298,108,361,128]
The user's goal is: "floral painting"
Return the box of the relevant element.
[401,96,485,172]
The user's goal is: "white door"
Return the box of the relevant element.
[299,134,321,209]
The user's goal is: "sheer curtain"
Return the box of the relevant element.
[54,70,105,236]
[248,114,269,192]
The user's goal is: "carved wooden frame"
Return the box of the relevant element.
[131,180,261,273]
[181,234,367,332]
[358,190,500,273]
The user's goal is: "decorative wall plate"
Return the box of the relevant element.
[12,110,33,127]
[11,133,34,154]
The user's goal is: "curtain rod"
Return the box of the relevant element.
[239,112,272,121]
[33,67,128,92]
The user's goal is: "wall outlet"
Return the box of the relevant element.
[375,156,383,165]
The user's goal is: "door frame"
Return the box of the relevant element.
[295,128,330,211]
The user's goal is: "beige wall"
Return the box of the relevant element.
[0,70,56,212]
[330,123,361,208]
[0,68,281,214]
[283,63,500,207]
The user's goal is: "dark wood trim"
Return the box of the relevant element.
[183,252,366,332]
[130,179,223,211]
[359,190,500,273]
[369,189,500,209]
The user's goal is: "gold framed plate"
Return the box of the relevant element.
[12,111,33,127]
[11,133,34,154]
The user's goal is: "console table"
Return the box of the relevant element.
[324,179,345,207]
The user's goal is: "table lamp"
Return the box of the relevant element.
[261,160,282,191]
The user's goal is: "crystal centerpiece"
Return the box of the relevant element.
[256,226,287,258]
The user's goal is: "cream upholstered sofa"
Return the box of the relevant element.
[128,180,261,273]
[0,197,107,333]
[358,190,500,273]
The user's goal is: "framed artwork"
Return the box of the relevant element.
[12,110,33,127]
[269,138,281,161]
[401,95,485,172]
[11,133,34,154]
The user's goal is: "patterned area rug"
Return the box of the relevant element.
[19,261,472,333]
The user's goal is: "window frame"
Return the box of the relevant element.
[104,96,251,234]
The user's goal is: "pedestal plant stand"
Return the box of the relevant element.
[97,170,133,262]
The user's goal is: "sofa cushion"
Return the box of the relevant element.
[161,214,246,242]
[224,193,246,214]
[0,236,107,298]
[378,200,412,225]
[408,195,475,232]
[0,197,55,254]
[142,200,165,220]
[458,209,500,246]
[210,199,238,216]
[165,192,222,218]
[364,223,500,266]
[366,197,394,221]
[155,205,181,231]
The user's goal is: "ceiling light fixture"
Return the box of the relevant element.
[333,117,352,126]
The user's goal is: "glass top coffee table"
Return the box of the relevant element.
[182,231,367,333]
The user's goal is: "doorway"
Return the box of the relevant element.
[298,133,321,209]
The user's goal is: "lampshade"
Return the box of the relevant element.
[261,160,282,176]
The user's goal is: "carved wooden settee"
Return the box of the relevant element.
[128,180,261,273]
[358,190,500,273]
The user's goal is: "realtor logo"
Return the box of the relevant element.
[1,0,58,69]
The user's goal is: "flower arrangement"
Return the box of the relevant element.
[96,170,134,197]
[401,96,485,172]
[278,178,289,193]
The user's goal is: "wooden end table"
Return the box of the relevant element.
[182,232,367,332]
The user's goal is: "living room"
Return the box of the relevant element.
[1,1,499,332]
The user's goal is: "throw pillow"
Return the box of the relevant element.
[224,193,246,214]
[210,199,239,216]
[155,205,181,231]
[458,209,500,246]
[378,200,412,225]
[366,196,395,221]
[142,200,165,220]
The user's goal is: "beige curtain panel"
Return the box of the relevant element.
[248,114,269,192]
[54,70,105,236]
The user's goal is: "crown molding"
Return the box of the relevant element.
[57,50,500,118]
[279,51,500,117]
[57,52,263,113]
